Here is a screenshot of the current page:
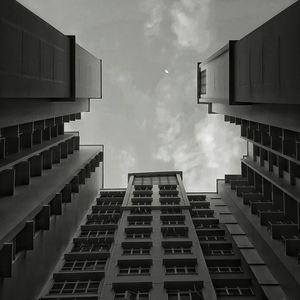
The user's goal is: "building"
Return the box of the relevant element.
[39,171,286,299]
[197,1,300,298]
[0,1,103,299]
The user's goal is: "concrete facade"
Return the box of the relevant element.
[197,1,300,299]
[0,1,104,299]
[40,172,287,299]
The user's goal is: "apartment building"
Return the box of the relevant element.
[0,1,103,299]
[197,0,300,298]
[40,172,286,299]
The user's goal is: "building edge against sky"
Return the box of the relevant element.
[197,0,300,299]
[0,0,300,300]
[0,0,103,299]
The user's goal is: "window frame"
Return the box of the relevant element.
[215,286,254,296]
[165,265,197,275]
[48,280,100,295]
[118,266,151,276]
[123,247,151,255]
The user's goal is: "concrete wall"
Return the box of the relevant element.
[200,47,230,104]
[0,164,102,300]
[233,1,300,104]
[0,1,71,98]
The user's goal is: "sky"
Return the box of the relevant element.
[19,0,295,191]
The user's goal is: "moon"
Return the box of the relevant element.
[164,69,169,74]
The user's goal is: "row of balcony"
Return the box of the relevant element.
[224,115,300,161]
[0,152,101,279]
[189,195,257,299]
[41,190,124,299]
[227,166,300,259]
[0,114,80,160]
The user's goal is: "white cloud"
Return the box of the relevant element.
[153,63,246,192]
[119,147,137,186]
[142,0,164,37]
[155,114,246,191]
[170,0,210,52]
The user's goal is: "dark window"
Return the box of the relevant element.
[167,289,203,300]
[208,266,242,273]
[115,290,149,300]
[61,260,106,271]
[123,248,150,255]
[215,287,254,296]
[200,70,206,95]
[48,280,100,295]
[165,266,197,275]
[119,266,150,275]
[164,247,191,254]
[71,242,111,253]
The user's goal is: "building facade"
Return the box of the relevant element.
[0,1,103,299]
[40,172,286,299]
[197,1,300,299]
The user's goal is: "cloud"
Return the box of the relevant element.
[119,147,137,186]
[170,0,210,52]
[155,113,246,191]
[152,56,246,191]
[141,0,164,37]
[141,0,211,51]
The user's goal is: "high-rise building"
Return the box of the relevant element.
[40,171,286,300]
[2,0,300,299]
[0,1,103,299]
[197,1,300,298]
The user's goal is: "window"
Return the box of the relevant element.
[98,200,122,206]
[159,191,179,197]
[200,70,206,95]
[198,236,225,241]
[119,266,150,275]
[188,195,206,202]
[161,216,185,225]
[132,201,152,206]
[133,193,152,198]
[48,280,100,295]
[162,220,185,225]
[79,230,115,237]
[160,194,179,198]
[125,228,152,239]
[61,260,106,272]
[215,287,254,296]
[115,290,149,300]
[86,217,118,225]
[123,248,150,255]
[99,191,125,198]
[208,266,242,273]
[92,209,120,214]
[126,233,151,239]
[72,242,111,253]
[161,208,182,215]
[159,185,178,191]
[134,185,153,191]
[167,289,203,300]
[162,227,188,238]
[191,203,210,209]
[165,266,197,275]
[164,247,191,254]
[204,249,234,256]
[196,224,219,229]
[129,220,151,226]
[86,220,103,225]
[160,200,180,206]
[192,211,214,218]
[130,208,151,215]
